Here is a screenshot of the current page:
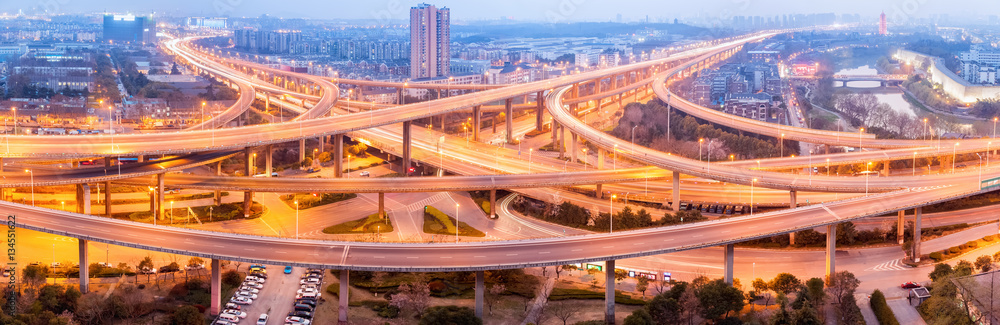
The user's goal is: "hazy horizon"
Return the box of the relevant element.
[0,0,994,23]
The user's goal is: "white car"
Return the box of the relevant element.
[185,264,205,270]
[236,291,258,300]
[243,281,263,289]
[285,316,311,325]
[225,303,241,310]
[296,287,318,295]
[245,276,265,283]
[256,314,268,325]
[230,296,253,305]
[238,287,260,294]
[300,278,321,285]
[296,292,318,299]
[299,284,319,291]
[222,310,247,319]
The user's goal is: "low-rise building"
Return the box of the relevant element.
[724,93,773,121]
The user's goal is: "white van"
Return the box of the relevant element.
[218,313,239,323]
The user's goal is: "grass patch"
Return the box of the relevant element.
[548,288,647,305]
[422,206,485,237]
[378,172,402,178]
[279,193,357,209]
[323,214,392,235]
[929,233,999,262]
[112,202,265,224]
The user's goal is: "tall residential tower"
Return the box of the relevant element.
[410,3,450,79]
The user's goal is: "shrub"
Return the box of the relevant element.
[985,235,998,242]
[870,290,900,325]
[949,247,961,254]
[967,241,979,248]
[929,252,944,261]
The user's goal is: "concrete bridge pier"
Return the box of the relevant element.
[535,91,545,131]
[339,269,349,324]
[156,174,165,222]
[551,121,559,154]
[104,159,112,217]
[826,224,837,277]
[897,210,905,244]
[76,184,91,214]
[914,207,922,262]
[299,139,306,163]
[724,243,734,285]
[402,121,412,176]
[475,270,484,318]
[210,259,221,315]
[473,105,482,141]
[505,98,514,143]
[672,171,680,211]
[215,161,223,206]
[243,147,253,218]
[789,190,797,208]
[597,148,605,169]
[571,133,579,163]
[378,193,385,218]
[265,144,273,177]
[78,239,89,293]
[334,135,344,178]
[605,260,616,325]
[489,190,497,219]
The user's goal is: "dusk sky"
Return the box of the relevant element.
[0,0,992,22]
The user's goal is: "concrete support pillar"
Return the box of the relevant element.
[605,260,616,325]
[299,139,306,163]
[535,91,545,131]
[914,207,922,262]
[826,224,837,277]
[724,243,734,285]
[265,144,273,177]
[137,155,145,163]
[883,161,890,176]
[334,134,344,178]
[156,174,165,221]
[210,259,221,315]
[378,193,385,218]
[244,147,253,218]
[597,148,605,169]
[215,161,222,206]
[789,190,797,208]
[505,98,514,143]
[571,133,579,162]
[790,232,796,246]
[104,181,111,216]
[672,171,681,211]
[897,210,905,244]
[402,121,412,176]
[489,190,497,219]
[475,271,485,318]
[338,269,349,324]
[76,184,91,214]
[473,106,482,141]
[78,239,89,293]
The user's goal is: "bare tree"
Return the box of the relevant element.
[554,265,564,279]
[372,272,388,297]
[550,301,578,325]
[75,293,110,325]
[187,257,205,281]
[390,282,431,318]
[653,271,670,295]
[485,284,506,316]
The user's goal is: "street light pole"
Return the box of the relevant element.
[528,148,533,173]
[866,162,872,195]
[859,128,864,152]
[913,152,917,176]
[455,203,460,243]
[24,169,33,206]
[610,194,616,233]
[295,201,299,240]
[750,178,756,216]
[631,125,638,153]
[954,143,959,173]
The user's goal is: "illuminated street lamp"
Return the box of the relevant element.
[866,162,872,195]
[295,201,299,239]
[24,169,33,206]
[610,194,617,233]
[750,178,757,216]
[953,143,959,173]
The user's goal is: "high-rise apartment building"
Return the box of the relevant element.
[103,14,157,43]
[410,3,450,79]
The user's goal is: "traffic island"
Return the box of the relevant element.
[322,214,393,235]
[112,201,266,224]
[280,193,357,209]
[422,206,486,237]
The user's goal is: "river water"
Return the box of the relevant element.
[836,65,917,117]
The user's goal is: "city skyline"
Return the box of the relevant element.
[0,0,996,23]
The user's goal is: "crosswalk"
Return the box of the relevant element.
[404,193,449,211]
[865,258,912,272]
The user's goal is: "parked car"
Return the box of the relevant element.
[901,282,922,289]
[284,266,293,274]
[222,310,247,319]
[295,299,317,307]
[245,276,265,283]
[185,264,205,271]
[288,311,312,319]
[297,288,318,295]
[230,296,253,305]
[285,316,311,324]
[359,171,370,177]
[236,291,258,300]
[140,267,157,274]
[225,303,241,310]
[256,314,268,325]
[300,278,321,285]
[243,281,263,289]
[293,303,314,312]
[238,286,260,294]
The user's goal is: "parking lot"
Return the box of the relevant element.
[214,264,309,324]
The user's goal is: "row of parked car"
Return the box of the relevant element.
[283,268,326,325]
[215,265,269,324]
[679,202,753,215]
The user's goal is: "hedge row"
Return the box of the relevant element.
[548,288,646,305]
[929,234,997,262]
[870,290,900,325]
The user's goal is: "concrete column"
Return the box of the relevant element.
[475,270,484,318]
[210,259,221,315]
[883,161,890,176]
[339,269,349,324]
[571,133,579,162]
[378,193,385,218]
[137,155,145,163]
[334,134,344,178]
[597,148,605,169]
[103,181,112,216]
[536,91,545,131]
[299,139,306,163]
[489,190,497,219]
[672,171,681,211]
[789,190,797,208]
[76,184,91,214]
[397,88,405,105]
[914,207,922,262]
[724,243,734,285]
[826,224,837,277]
[473,106,482,142]
[265,145,273,177]
[156,174,165,221]
[399,121,412,176]
[605,260,616,325]
[789,232,796,246]
[558,125,566,159]
[214,161,222,206]
[244,147,253,218]
[78,239,88,293]
[505,98,514,143]
[897,210,905,244]
[551,121,560,157]
[595,184,603,198]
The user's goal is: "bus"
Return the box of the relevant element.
[983,176,1000,191]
